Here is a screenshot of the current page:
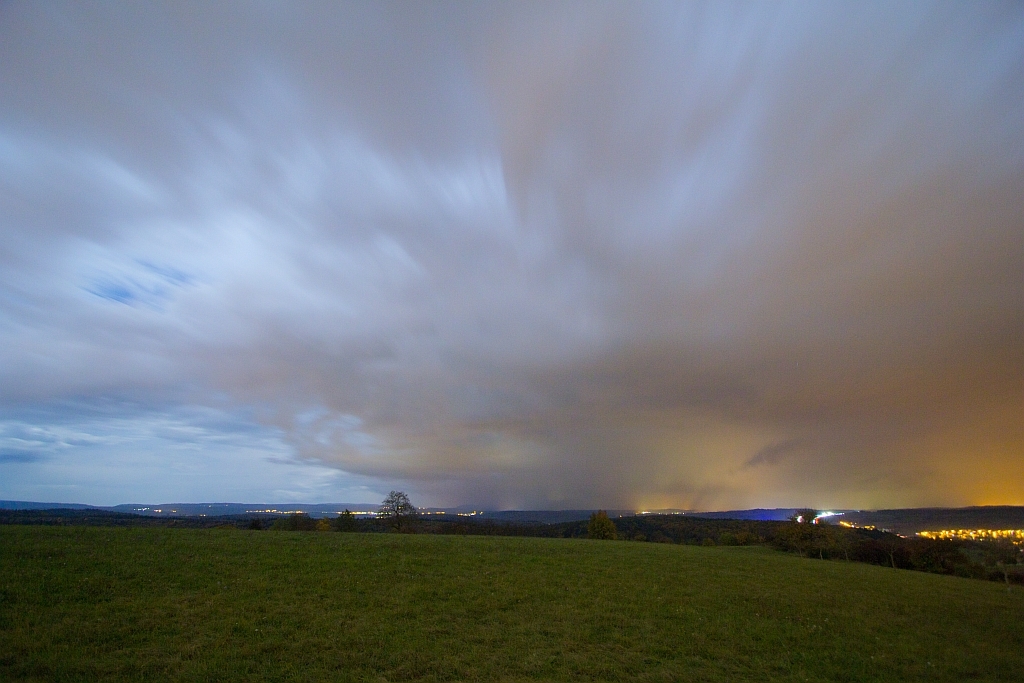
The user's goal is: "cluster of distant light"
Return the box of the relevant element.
[245,509,319,515]
[394,510,485,517]
[419,510,484,517]
[245,508,378,516]
[795,511,842,524]
[837,521,899,535]
[125,506,487,517]
[798,511,840,524]
[917,529,1024,546]
[636,510,843,523]
[241,509,485,517]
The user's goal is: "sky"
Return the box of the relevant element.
[1,2,1022,510]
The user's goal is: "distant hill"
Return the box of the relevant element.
[477,510,636,524]
[0,500,97,510]
[842,507,1024,535]
[684,507,1024,533]
[109,503,380,517]
[3,500,1022,532]
[687,508,803,521]
[0,501,379,517]
[0,508,236,528]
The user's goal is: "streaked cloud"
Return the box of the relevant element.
[1,2,1021,508]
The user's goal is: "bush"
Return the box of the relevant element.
[650,531,671,544]
[734,531,759,546]
[270,514,317,531]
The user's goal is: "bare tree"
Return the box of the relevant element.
[378,490,416,530]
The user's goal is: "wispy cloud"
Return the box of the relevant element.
[744,440,806,470]
[1,2,1022,508]
[0,450,43,464]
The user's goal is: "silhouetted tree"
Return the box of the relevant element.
[880,533,905,569]
[833,527,854,561]
[379,491,416,530]
[773,518,816,554]
[810,524,838,559]
[587,510,617,540]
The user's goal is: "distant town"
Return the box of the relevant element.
[3,500,1024,540]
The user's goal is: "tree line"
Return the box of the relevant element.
[252,496,1024,587]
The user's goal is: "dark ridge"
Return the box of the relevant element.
[477,510,636,524]
[0,500,97,510]
[687,508,803,521]
[842,507,1024,535]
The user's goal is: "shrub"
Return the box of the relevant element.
[734,531,759,546]
[270,514,317,531]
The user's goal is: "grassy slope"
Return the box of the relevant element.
[1,527,1022,682]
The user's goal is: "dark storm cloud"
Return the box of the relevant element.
[1,2,1022,508]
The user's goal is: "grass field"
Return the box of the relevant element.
[2,527,1022,682]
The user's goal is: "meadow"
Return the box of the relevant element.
[1,526,1022,682]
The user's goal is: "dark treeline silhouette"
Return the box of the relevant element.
[0,508,246,528]
[4,508,1021,586]
[598,514,1024,585]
